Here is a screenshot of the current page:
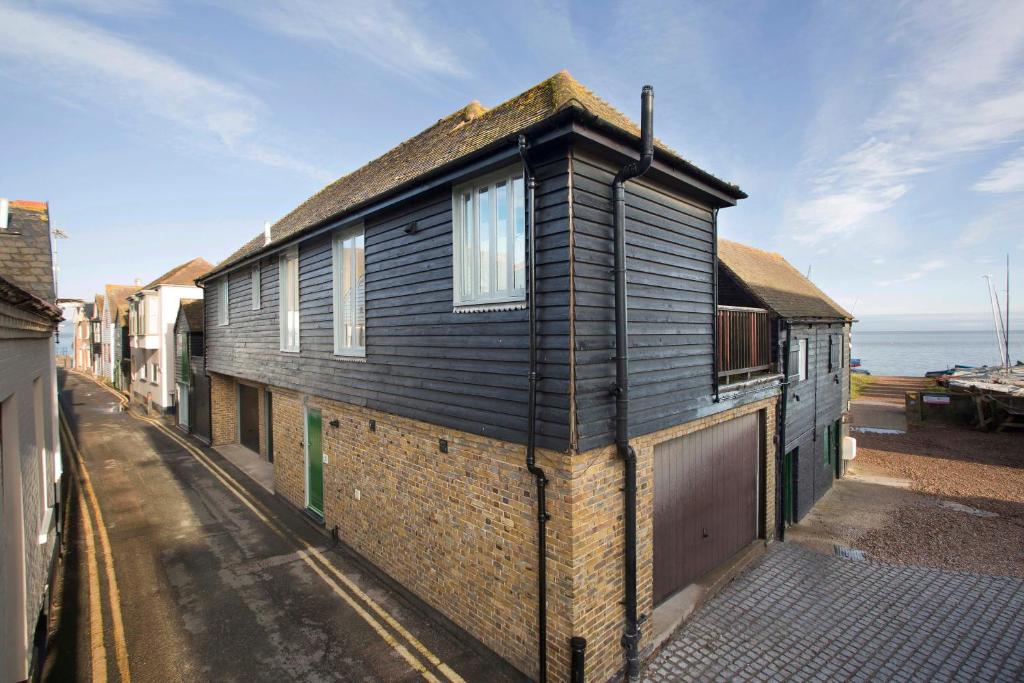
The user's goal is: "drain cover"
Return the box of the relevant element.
[833,544,867,561]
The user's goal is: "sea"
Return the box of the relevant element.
[852,329,1024,377]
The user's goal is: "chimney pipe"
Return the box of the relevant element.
[264,220,272,246]
[0,198,9,230]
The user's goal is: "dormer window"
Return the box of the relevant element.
[452,167,526,308]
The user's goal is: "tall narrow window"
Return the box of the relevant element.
[33,377,49,510]
[279,247,300,352]
[218,278,230,325]
[453,167,526,307]
[251,265,261,310]
[333,225,366,356]
[789,338,808,382]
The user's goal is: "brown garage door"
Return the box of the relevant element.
[239,384,260,453]
[653,412,760,605]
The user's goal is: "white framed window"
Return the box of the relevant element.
[141,362,147,381]
[218,278,230,325]
[279,247,300,352]
[452,167,526,308]
[332,225,366,356]
[797,338,808,382]
[251,265,261,310]
[33,377,49,510]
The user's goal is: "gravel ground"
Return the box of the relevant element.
[853,423,1024,578]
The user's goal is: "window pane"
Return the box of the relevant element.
[342,237,354,347]
[478,187,490,295]
[495,181,508,293]
[512,176,525,291]
[462,193,473,300]
[354,232,365,349]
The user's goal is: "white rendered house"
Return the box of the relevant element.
[128,258,212,412]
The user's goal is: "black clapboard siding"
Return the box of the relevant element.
[571,149,718,451]
[206,151,571,449]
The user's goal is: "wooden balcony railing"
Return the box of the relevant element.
[717,306,771,382]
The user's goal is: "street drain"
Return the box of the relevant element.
[834,544,867,561]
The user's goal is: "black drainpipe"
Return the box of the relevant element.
[519,134,550,683]
[711,208,720,402]
[777,320,791,540]
[613,85,654,682]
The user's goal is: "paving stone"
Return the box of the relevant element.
[642,544,1024,682]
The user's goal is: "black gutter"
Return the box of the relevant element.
[518,134,550,683]
[612,85,654,682]
[711,208,720,403]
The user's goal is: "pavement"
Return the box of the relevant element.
[643,543,1024,682]
[46,371,524,682]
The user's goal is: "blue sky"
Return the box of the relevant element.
[1,0,1022,322]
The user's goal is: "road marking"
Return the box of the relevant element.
[59,408,132,682]
[70,372,464,683]
[61,418,108,682]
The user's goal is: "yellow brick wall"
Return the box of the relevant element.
[264,383,776,683]
[567,396,778,681]
[209,372,237,446]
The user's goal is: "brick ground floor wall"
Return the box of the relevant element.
[260,384,778,683]
[209,372,237,446]
[567,396,778,681]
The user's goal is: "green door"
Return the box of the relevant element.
[306,408,324,516]
[833,421,843,478]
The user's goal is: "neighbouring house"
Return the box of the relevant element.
[90,293,103,373]
[128,257,212,414]
[173,299,211,442]
[200,71,783,682]
[58,299,85,365]
[717,239,853,529]
[72,301,95,372]
[100,284,137,385]
[115,301,131,394]
[0,199,64,681]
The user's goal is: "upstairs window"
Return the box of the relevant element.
[332,225,365,356]
[218,278,229,326]
[279,247,300,352]
[789,338,808,382]
[251,265,261,310]
[452,168,526,308]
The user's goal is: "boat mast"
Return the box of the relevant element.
[1006,254,1010,369]
[984,275,1009,369]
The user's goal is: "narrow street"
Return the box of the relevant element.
[46,371,522,682]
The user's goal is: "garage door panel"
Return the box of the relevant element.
[653,412,760,605]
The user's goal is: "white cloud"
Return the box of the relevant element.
[877,258,946,287]
[38,0,167,16]
[974,149,1024,193]
[792,1,1024,242]
[227,0,467,80]
[0,4,330,180]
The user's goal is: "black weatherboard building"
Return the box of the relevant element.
[717,239,853,528]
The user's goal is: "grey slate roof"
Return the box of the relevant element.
[207,70,746,278]
[718,239,852,321]
[0,200,56,301]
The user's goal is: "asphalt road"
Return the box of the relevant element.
[46,371,523,682]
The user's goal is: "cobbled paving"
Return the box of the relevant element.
[644,544,1024,682]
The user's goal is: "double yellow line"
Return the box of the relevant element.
[59,400,131,682]
[67,371,463,683]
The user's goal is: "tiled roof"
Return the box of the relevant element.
[718,239,852,321]
[0,200,55,301]
[0,273,62,321]
[178,298,204,332]
[209,70,744,277]
[104,284,136,313]
[138,257,213,292]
